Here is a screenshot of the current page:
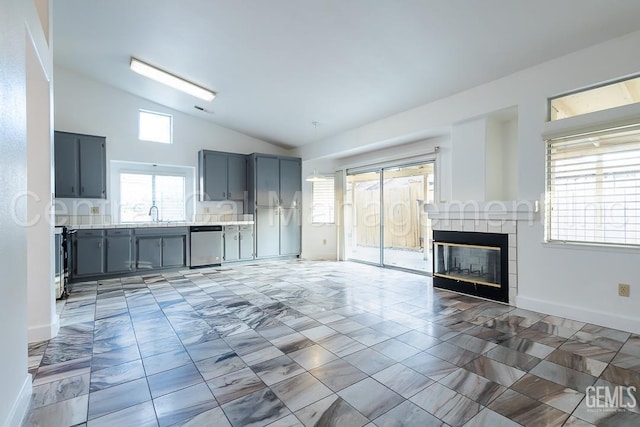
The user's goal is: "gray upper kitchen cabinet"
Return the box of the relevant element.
[162,235,185,268]
[106,230,133,273]
[73,231,105,277]
[249,154,302,209]
[279,158,302,208]
[198,150,247,202]
[54,132,79,198]
[54,131,106,199]
[136,237,162,270]
[255,156,280,206]
[78,135,107,198]
[227,154,247,201]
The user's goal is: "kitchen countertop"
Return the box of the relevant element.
[68,221,254,230]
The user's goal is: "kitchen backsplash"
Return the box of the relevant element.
[55,198,249,226]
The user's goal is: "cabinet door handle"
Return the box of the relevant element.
[81,186,85,194]
[98,241,102,248]
[71,186,74,193]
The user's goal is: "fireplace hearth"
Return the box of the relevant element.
[433,230,508,303]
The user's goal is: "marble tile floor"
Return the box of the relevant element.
[24,260,640,426]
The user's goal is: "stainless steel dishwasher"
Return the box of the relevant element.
[189,225,223,267]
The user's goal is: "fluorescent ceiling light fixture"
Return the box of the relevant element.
[130,58,216,102]
[305,169,331,182]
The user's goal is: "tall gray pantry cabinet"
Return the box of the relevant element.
[247,154,302,258]
[54,131,106,198]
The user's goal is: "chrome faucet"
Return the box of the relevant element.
[148,204,160,222]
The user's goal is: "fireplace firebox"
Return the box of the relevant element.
[432,230,508,303]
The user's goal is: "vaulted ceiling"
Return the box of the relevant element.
[53,1,640,148]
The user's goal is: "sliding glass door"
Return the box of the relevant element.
[345,171,381,264]
[382,163,434,272]
[345,161,435,273]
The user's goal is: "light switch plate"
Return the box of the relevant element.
[91,207,100,215]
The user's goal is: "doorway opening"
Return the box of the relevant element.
[345,162,435,273]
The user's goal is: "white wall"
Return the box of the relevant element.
[26,25,58,343]
[301,159,338,260]
[1,0,50,424]
[451,118,487,201]
[297,30,640,333]
[54,67,288,220]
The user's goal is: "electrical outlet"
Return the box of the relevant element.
[619,283,631,297]
[204,207,210,214]
[322,239,327,245]
[91,206,100,215]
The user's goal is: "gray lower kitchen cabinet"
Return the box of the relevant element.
[54,131,106,199]
[280,208,301,255]
[106,235,133,273]
[224,226,240,262]
[136,237,162,270]
[70,227,188,281]
[224,225,254,262]
[239,225,254,260]
[74,236,105,276]
[162,236,186,267]
[255,207,281,258]
[136,231,186,270]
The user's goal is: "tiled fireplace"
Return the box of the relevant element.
[426,202,532,305]
[433,230,509,303]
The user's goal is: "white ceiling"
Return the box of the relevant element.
[53,1,640,149]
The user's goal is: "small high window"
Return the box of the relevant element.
[139,109,172,144]
[549,75,640,121]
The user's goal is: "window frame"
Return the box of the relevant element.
[548,73,640,122]
[111,161,195,224]
[119,171,186,223]
[311,177,335,224]
[138,109,173,144]
[545,123,640,248]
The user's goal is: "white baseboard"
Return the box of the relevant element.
[28,314,60,343]
[517,295,640,334]
[300,254,338,261]
[4,373,32,427]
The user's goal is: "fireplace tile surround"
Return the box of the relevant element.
[431,219,518,305]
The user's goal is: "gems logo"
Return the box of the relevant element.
[585,386,637,412]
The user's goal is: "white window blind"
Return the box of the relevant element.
[312,178,335,224]
[546,124,640,246]
[120,172,185,222]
